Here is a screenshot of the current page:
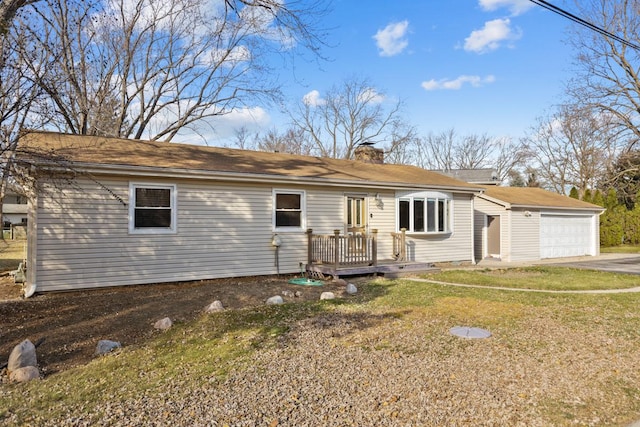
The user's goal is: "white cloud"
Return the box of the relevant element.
[357,87,385,104]
[421,75,496,91]
[174,106,271,145]
[208,45,252,67]
[463,18,521,53]
[302,90,326,106]
[478,0,534,16]
[373,20,410,57]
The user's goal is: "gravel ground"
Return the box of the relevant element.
[25,301,640,427]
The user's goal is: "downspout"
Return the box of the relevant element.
[595,208,606,256]
[23,167,37,298]
[470,193,476,264]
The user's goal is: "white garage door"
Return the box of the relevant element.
[540,214,595,259]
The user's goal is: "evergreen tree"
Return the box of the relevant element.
[605,188,618,210]
[569,187,579,199]
[591,189,605,207]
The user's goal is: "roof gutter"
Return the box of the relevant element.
[477,193,603,212]
[22,160,484,194]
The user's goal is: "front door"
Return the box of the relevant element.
[346,196,367,256]
[486,215,501,258]
[346,196,367,235]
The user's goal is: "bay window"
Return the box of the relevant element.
[397,192,452,233]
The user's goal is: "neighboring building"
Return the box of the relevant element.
[435,168,501,186]
[3,192,28,227]
[474,186,605,262]
[15,132,483,294]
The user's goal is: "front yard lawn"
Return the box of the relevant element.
[2,267,640,426]
[423,266,640,291]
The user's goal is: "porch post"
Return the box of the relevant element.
[372,229,378,267]
[333,229,341,272]
[400,228,406,261]
[307,228,313,265]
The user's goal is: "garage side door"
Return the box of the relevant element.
[540,214,594,259]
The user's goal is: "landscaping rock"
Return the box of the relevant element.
[154,317,173,330]
[294,291,302,298]
[345,283,358,295]
[95,340,122,355]
[320,292,336,300]
[282,290,294,298]
[9,366,40,383]
[7,339,37,372]
[333,278,347,286]
[266,295,284,305]
[204,300,224,313]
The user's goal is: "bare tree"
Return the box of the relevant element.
[566,0,640,150]
[0,0,41,235]
[412,129,457,170]
[231,126,257,150]
[522,104,621,195]
[0,0,36,35]
[406,128,524,180]
[492,136,527,183]
[605,149,640,208]
[453,133,495,170]
[14,0,328,141]
[289,76,415,159]
[255,127,312,155]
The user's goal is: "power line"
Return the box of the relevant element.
[528,0,640,51]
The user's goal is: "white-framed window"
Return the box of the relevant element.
[397,191,452,233]
[129,183,177,234]
[273,189,306,231]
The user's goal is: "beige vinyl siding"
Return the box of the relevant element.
[509,208,540,261]
[306,187,345,234]
[368,191,396,261]
[33,177,312,291]
[473,197,511,261]
[31,175,479,291]
[397,193,474,263]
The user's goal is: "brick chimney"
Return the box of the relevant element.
[354,144,384,164]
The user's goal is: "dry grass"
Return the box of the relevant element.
[423,266,640,291]
[2,270,640,426]
[0,240,24,273]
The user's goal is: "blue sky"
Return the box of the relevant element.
[203,0,577,145]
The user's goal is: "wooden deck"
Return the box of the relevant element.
[305,228,437,279]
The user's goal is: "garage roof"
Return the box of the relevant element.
[479,186,605,211]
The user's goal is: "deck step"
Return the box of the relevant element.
[377,262,438,278]
[306,261,438,279]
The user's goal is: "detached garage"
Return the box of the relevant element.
[474,187,605,262]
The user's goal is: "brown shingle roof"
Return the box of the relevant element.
[480,186,604,210]
[16,131,482,191]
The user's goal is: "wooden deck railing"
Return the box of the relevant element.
[307,229,378,269]
[391,228,407,262]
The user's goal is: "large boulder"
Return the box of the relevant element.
[95,340,121,355]
[9,366,40,383]
[7,339,37,372]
